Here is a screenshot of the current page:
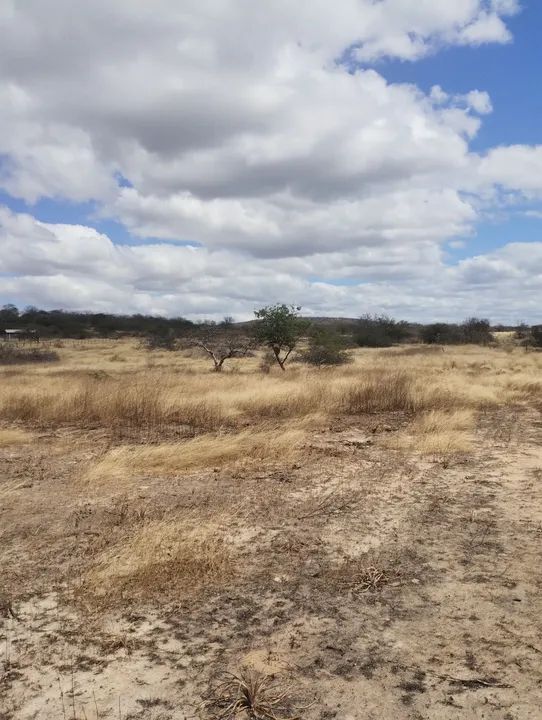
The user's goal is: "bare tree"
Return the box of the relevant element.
[190,328,253,372]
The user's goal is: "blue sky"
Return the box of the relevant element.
[0,1,541,321]
[363,2,542,263]
[380,3,542,151]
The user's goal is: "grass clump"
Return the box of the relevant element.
[0,344,59,365]
[201,668,306,720]
[387,409,475,456]
[86,427,306,482]
[81,519,233,605]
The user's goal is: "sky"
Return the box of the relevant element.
[0,0,541,322]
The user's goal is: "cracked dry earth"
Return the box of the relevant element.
[1,407,542,720]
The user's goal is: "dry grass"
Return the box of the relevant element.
[411,409,474,434]
[413,430,473,456]
[0,343,59,365]
[386,409,475,456]
[86,427,306,482]
[3,338,542,717]
[328,555,398,595]
[338,370,458,414]
[201,668,305,720]
[81,518,233,604]
[0,376,226,432]
[2,340,540,437]
[2,341,541,479]
[0,428,34,447]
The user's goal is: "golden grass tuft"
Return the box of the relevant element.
[82,518,233,604]
[411,409,474,434]
[338,370,458,414]
[86,427,306,482]
[389,409,475,456]
[0,376,226,432]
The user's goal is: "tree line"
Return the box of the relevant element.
[2,303,541,372]
[0,304,194,339]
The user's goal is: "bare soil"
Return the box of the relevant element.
[2,406,542,719]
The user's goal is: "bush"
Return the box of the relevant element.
[355,315,410,348]
[460,317,492,345]
[300,328,350,366]
[514,323,531,343]
[421,323,461,345]
[421,318,492,346]
[530,325,542,348]
[142,330,178,351]
[0,344,59,365]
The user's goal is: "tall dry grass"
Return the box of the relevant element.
[337,370,456,414]
[0,360,511,434]
[381,408,475,456]
[86,427,306,482]
[0,377,226,432]
[1,339,541,446]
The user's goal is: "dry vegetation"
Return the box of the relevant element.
[2,338,542,719]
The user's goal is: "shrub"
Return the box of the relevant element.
[0,344,59,365]
[460,317,492,345]
[189,329,253,372]
[514,323,531,343]
[355,315,410,348]
[420,323,461,345]
[530,325,542,348]
[142,330,178,351]
[421,318,492,346]
[300,328,350,366]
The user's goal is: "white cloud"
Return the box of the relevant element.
[465,90,493,115]
[0,0,540,322]
[0,0,519,205]
[478,146,542,194]
[458,11,512,45]
[1,206,541,323]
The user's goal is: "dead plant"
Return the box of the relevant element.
[200,668,308,720]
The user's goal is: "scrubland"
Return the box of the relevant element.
[2,339,542,719]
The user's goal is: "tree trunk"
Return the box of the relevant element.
[273,346,285,371]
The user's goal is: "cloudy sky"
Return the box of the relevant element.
[1,0,541,322]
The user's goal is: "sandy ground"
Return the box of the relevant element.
[2,405,542,719]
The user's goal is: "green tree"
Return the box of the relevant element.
[355,314,410,348]
[254,304,309,371]
[0,304,19,326]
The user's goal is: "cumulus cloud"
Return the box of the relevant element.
[0,0,540,321]
[478,146,542,194]
[1,206,540,323]
[0,0,519,206]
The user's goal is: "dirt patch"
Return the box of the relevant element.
[3,347,542,718]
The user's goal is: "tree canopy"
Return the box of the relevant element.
[254,304,309,370]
